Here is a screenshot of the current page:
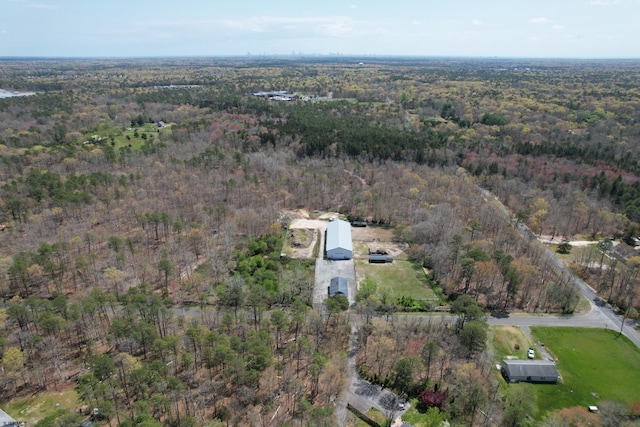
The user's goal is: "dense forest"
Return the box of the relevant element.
[1,57,639,426]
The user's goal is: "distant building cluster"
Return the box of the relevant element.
[252,91,297,101]
[251,90,334,101]
[154,85,200,89]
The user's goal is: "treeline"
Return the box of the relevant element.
[354,296,496,425]
[270,101,453,163]
[1,57,639,425]
[2,228,345,426]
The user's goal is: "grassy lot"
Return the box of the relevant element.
[529,327,640,414]
[399,399,447,426]
[359,407,387,426]
[488,325,537,360]
[358,259,436,301]
[4,388,79,425]
[353,242,407,261]
[82,123,171,152]
[400,400,425,425]
[573,295,592,314]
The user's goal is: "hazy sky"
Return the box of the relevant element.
[1,0,639,58]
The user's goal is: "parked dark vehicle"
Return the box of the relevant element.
[369,255,393,263]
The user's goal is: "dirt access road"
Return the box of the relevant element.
[285,210,331,259]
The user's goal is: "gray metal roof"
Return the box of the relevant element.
[329,277,349,296]
[0,408,17,427]
[326,219,353,253]
[502,360,559,378]
[369,254,393,263]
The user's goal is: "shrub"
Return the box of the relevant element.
[556,241,572,254]
[418,389,447,411]
[480,113,508,126]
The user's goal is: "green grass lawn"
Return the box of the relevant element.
[4,389,79,425]
[400,399,447,426]
[358,259,436,301]
[489,325,537,360]
[360,407,386,426]
[530,327,640,415]
[82,123,171,152]
[399,400,424,425]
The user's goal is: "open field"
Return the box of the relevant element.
[81,123,172,151]
[529,327,640,414]
[4,388,80,426]
[356,259,436,301]
[351,226,407,260]
[489,325,537,360]
[352,224,440,306]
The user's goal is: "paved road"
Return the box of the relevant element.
[178,186,639,427]
[487,301,640,348]
[478,185,640,349]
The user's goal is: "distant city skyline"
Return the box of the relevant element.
[1,0,639,58]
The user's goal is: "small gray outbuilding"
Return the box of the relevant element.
[328,277,349,297]
[501,359,559,384]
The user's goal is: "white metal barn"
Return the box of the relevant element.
[326,219,353,260]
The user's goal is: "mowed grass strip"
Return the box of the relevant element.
[359,259,435,300]
[489,325,536,360]
[530,327,640,411]
[361,407,386,426]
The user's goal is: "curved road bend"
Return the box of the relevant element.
[477,185,640,348]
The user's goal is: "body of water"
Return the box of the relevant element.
[0,89,36,99]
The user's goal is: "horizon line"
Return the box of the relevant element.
[1,54,640,61]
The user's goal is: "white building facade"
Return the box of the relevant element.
[326,219,353,260]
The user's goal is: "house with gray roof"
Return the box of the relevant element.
[501,359,559,384]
